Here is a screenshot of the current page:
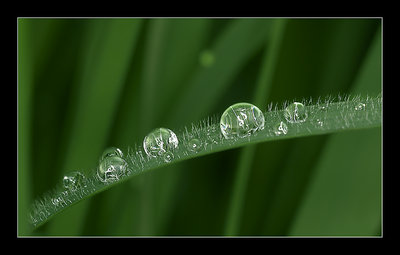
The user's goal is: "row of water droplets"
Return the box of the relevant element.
[59,101,312,189]
[30,96,372,227]
[60,98,370,189]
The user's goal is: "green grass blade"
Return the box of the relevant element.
[168,19,274,125]
[289,127,381,236]
[28,95,382,230]
[44,19,142,235]
[152,19,273,235]
[150,19,213,235]
[82,19,211,235]
[224,19,287,235]
[30,20,86,205]
[288,26,381,236]
[110,19,272,235]
[138,19,169,235]
[18,18,34,235]
[245,19,380,236]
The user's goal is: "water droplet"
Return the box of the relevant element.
[220,102,265,139]
[63,171,86,191]
[274,121,288,135]
[143,127,179,158]
[187,138,202,153]
[284,102,308,123]
[199,50,215,67]
[355,102,366,111]
[316,119,324,127]
[101,147,123,161]
[163,151,174,163]
[97,156,128,183]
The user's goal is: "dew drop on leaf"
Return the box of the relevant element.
[355,102,366,111]
[284,102,308,123]
[274,121,288,135]
[220,102,265,139]
[101,147,124,161]
[97,156,128,183]
[187,138,202,153]
[63,171,86,191]
[143,127,179,158]
[163,151,174,163]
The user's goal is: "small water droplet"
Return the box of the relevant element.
[355,102,366,111]
[143,128,179,158]
[220,102,265,139]
[63,171,86,191]
[163,151,174,163]
[316,119,324,127]
[284,102,308,123]
[97,156,128,183]
[274,121,288,135]
[187,138,202,153]
[101,147,123,161]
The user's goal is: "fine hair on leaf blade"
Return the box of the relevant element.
[19,17,381,236]
[28,94,382,230]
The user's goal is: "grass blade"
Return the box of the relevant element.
[224,19,287,235]
[168,19,274,125]
[243,19,380,235]
[28,94,382,230]
[18,18,34,235]
[43,19,142,235]
[289,127,381,236]
[288,27,381,236]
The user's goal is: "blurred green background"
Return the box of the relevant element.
[18,18,382,236]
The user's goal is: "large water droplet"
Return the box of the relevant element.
[98,156,128,183]
[220,102,265,139]
[274,121,288,135]
[187,138,202,153]
[284,102,308,123]
[101,147,123,161]
[143,128,179,157]
[63,171,86,191]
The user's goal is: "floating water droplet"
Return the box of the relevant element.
[101,147,123,161]
[220,102,265,139]
[274,121,288,135]
[355,102,366,111]
[63,171,86,191]
[143,127,179,158]
[284,102,308,123]
[163,151,174,163]
[97,156,128,183]
[187,138,202,153]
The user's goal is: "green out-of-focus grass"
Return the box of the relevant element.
[17,18,382,236]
